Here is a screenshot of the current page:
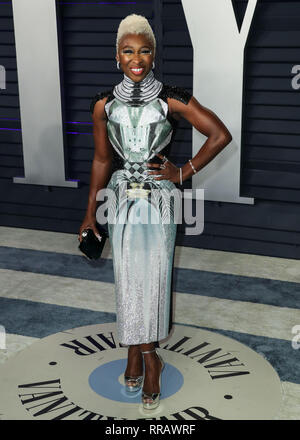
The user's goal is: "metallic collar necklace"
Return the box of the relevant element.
[113,70,163,106]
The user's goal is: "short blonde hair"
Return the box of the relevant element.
[116,14,156,55]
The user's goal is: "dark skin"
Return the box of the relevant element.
[79,33,232,401]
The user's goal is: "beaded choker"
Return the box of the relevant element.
[113,70,163,106]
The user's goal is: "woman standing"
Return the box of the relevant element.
[78,14,232,411]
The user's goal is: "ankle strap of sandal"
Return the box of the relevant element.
[141,349,156,354]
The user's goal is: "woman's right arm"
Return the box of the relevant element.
[78,97,113,242]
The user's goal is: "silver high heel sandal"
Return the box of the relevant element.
[141,348,165,410]
[124,348,144,393]
[124,374,144,393]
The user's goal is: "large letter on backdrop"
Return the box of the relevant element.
[182,0,257,204]
[12,0,78,187]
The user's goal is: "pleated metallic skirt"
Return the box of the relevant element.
[106,171,178,345]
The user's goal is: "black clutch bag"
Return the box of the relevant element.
[78,224,108,260]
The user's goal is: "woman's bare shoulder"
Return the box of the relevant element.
[158,83,193,120]
[90,89,115,118]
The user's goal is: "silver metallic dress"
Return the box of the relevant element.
[91,79,192,345]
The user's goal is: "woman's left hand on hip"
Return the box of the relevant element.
[146,153,180,183]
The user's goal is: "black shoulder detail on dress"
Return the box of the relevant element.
[90,89,114,114]
[158,84,192,105]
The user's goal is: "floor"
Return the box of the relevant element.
[0,226,299,419]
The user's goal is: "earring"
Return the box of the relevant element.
[152,61,155,69]
[117,61,120,70]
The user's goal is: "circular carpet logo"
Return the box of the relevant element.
[0,324,282,420]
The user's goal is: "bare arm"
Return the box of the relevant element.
[168,95,232,182]
[85,96,113,217]
[78,96,113,242]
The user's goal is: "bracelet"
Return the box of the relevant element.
[189,159,197,174]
